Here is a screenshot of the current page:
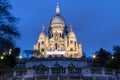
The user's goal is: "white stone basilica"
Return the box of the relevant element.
[12,4,120,80]
[34,4,82,58]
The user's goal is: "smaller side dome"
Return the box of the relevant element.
[68,24,76,38]
[39,32,46,38]
[68,31,76,38]
[39,25,46,38]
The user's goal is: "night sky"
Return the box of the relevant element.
[10,0,120,57]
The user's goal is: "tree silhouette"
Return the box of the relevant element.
[106,46,120,70]
[12,47,20,56]
[0,0,20,76]
[94,48,111,66]
[0,47,20,76]
[113,45,120,53]
[33,50,40,58]
[23,50,33,58]
[33,50,45,58]
[81,52,86,59]
[0,0,20,54]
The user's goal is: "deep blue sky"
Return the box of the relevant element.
[10,0,120,57]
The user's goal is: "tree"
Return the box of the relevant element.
[94,48,111,66]
[0,0,20,76]
[33,50,45,58]
[106,46,120,70]
[12,47,20,56]
[23,50,33,58]
[0,0,20,54]
[81,52,86,59]
[0,47,20,75]
[33,50,40,58]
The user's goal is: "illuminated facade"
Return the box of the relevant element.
[12,4,120,80]
[34,4,82,58]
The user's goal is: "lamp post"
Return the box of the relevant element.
[9,49,12,55]
[19,55,23,59]
[0,56,4,60]
[92,54,96,63]
[112,56,114,59]
[93,54,96,59]
[42,52,45,57]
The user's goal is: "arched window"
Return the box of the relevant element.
[70,40,73,44]
[60,33,62,37]
[51,34,53,37]
[60,55,64,58]
[67,41,69,46]
[41,41,44,44]
[41,48,44,52]
[36,64,49,74]
[70,48,73,51]
[52,63,65,74]
[50,47,52,50]
[55,43,57,49]
[38,43,40,48]
[74,41,76,47]
[68,64,75,74]
[48,55,52,58]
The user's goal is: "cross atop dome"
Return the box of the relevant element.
[56,2,60,14]
[70,24,73,31]
[42,24,45,32]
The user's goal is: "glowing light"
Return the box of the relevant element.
[93,54,96,59]
[3,53,6,55]
[112,56,115,59]
[9,49,12,54]
[1,56,4,60]
[19,55,23,59]
[42,52,44,55]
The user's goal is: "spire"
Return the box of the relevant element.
[42,24,45,32]
[56,2,60,14]
[70,24,73,31]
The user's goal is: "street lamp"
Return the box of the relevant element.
[92,54,96,59]
[3,53,6,55]
[112,56,115,59]
[0,56,4,60]
[9,49,12,55]
[19,55,23,59]
[42,52,45,57]
[92,54,96,62]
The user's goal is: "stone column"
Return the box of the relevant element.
[58,76,60,80]
[35,77,37,80]
[102,68,105,76]
[48,77,50,80]
[66,68,69,80]
[22,78,24,80]
[13,71,16,77]
[106,77,108,80]
[49,68,52,75]
[67,77,69,80]
[113,70,116,75]
[93,77,96,80]
[80,78,82,80]
[66,68,68,74]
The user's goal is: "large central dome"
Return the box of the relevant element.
[50,14,66,25]
[48,4,68,38]
[50,3,66,25]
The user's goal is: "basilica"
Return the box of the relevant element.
[33,4,82,58]
[11,4,120,80]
